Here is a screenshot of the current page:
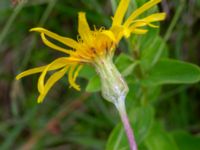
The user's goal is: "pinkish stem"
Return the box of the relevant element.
[116,100,137,150]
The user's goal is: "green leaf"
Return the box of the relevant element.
[79,64,96,80]
[106,124,129,150]
[130,105,155,144]
[142,59,200,86]
[172,130,200,150]
[85,75,101,92]
[145,123,179,150]
[79,64,100,92]
[141,36,168,70]
[106,105,154,150]
[115,53,135,77]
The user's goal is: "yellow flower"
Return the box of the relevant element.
[16,0,166,103]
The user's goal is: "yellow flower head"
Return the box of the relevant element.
[16,0,166,103]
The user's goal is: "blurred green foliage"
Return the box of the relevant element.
[0,0,200,150]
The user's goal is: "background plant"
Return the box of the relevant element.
[0,0,200,150]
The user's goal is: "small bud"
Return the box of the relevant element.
[94,55,129,105]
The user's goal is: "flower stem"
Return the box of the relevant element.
[115,99,137,150]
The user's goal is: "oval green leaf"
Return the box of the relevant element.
[142,59,200,86]
[85,75,101,92]
[145,123,179,150]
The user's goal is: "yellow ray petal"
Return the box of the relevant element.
[30,27,79,49]
[37,57,69,93]
[101,30,116,43]
[131,28,148,34]
[123,28,131,38]
[16,66,47,80]
[130,21,148,28]
[148,23,159,28]
[124,0,161,27]
[78,12,92,44]
[41,33,74,55]
[112,0,130,27]
[68,64,80,91]
[16,58,68,80]
[129,13,166,28]
[73,65,83,81]
[38,64,50,94]
[37,67,68,103]
[110,26,125,42]
[142,12,166,22]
